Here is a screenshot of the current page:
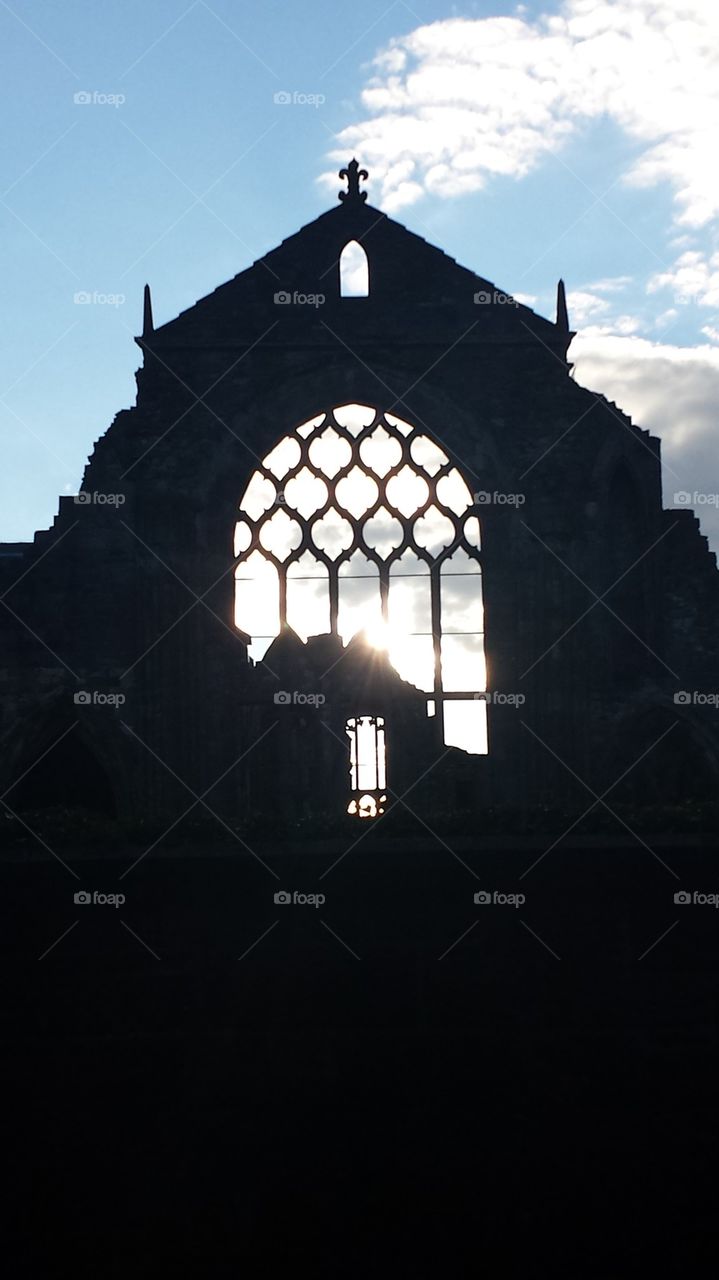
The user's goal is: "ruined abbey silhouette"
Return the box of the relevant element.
[3,159,719,831]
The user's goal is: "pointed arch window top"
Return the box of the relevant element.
[340,240,369,297]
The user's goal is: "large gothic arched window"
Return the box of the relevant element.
[234,404,487,753]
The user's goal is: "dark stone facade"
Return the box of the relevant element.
[3,165,719,829]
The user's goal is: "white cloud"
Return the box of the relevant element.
[566,289,610,325]
[586,275,633,295]
[321,1,719,553]
[324,1,719,226]
[565,282,641,332]
[648,249,719,307]
[654,308,679,330]
[581,315,643,337]
[571,332,719,551]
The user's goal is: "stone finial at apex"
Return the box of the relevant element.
[556,278,570,331]
[142,283,154,339]
[339,158,368,204]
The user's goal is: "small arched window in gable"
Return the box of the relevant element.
[339,240,369,297]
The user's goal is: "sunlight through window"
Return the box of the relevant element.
[234,405,487,754]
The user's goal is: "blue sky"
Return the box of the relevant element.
[2,0,718,546]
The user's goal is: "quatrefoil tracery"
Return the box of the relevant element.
[235,406,481,581]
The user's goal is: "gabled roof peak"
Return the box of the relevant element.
[136,164,571,358]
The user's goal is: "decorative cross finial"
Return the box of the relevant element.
[339,158,368,203]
